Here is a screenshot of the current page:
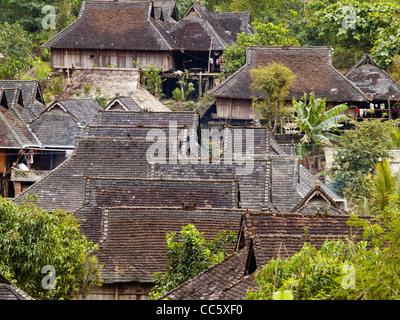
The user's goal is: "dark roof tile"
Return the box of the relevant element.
[95,206,243,283]
[43,1,178,50]
[209,46,369,102]
[75,177,240,242]
[345,55,400,101]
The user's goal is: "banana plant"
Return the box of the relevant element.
[292,92,351,161]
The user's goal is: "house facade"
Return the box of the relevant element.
[43,1,253,98]
[206,46,370,127]
[345,55,400,120]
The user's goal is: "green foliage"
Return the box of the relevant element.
[247,240,364,300]
[249,205,400,300]
[149,224,236,300]
[22,57,53,86]
[250,62,296,133]
[356,157,400,215]
[292,93,350,160]
[0,22,34,79]
[315,0,400,68]
[174,70,195,102]
[325,120,398,201]
[43,76,65,103]
[220,22,300,75]
[0,196,102,300]
[138,63,166,98]
[83,83,91,96]
[388,54,400,82]
[94,87,111,108]
[0,0,82,33]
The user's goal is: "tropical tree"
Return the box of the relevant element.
[315,0,400,68]
[0,22,34,79]
[325,120,397,201]
[291,93,350,163]
[149,224,236,299]
[0,196,102,300]
[356,158,400,215]
[250,62,296,134]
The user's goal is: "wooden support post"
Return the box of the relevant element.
[65,49,70,84]
[208,38,213,74]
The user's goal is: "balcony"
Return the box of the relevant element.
[10,168,49,182]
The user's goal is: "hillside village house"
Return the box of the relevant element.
[206,46,370,128]
[0,80,105,198]
[345,55,400,120]
[42,1,253,97]
[0,80,45,197]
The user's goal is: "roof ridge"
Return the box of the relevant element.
[85,176,239,183]
[102,205,249,212]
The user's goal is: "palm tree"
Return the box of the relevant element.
[364,158,400,214]
[292,93,351,166]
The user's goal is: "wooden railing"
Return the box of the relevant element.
[10,168,49,182]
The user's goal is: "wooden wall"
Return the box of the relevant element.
[51,49,174,71]
[216,97,254,119]
[85,282,152,300]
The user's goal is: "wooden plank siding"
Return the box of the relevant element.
[85,283,152,300]
[51,49,174,71]
[216,97,254,119]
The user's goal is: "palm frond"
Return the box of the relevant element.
[371,159,395,212]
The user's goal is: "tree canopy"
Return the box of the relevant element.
[0,196,102,300]
[250,62,296,133]
[149,224,236,300]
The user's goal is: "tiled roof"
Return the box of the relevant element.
[13,136,165,212]
[29,99,101,147]
[291,182,346,215]
[105,97,142,112]
[0,274,34,300]
[94,206,244,283]
[42,1,178,50]
[345,55,400,101]
[0,90,40,149]
[75,177,240,242]
[163,210,364,300]
[94,110,199,129]
[153,159,276,210]
[224,127,344,210]
[163,247,257,300]
[153,0,179,24]
[84,124,182,138]
[210,11,253,41]
[0,80,46,123]
[170,3,234,51]
[269,135,343,203]
[209,46,370,102]
[242,211,358,266]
